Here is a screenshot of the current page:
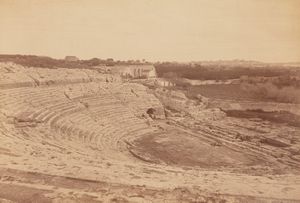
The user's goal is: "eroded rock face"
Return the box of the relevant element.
[0,62,121,89]
[154,88,225,121]
[110,83,166,119]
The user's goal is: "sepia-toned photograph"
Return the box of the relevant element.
[0,0,300,202]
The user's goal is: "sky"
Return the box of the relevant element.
[0,0,300,62]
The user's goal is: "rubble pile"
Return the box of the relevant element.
[154,88,225,121]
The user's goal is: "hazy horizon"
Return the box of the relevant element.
[1,0,300,63]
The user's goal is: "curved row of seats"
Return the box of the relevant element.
[184,121,300,168]
[0,82,156,162]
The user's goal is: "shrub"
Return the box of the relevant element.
[241,82,300,103]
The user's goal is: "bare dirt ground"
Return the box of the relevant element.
[0,64,300,202]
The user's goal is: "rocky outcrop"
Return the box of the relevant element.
[0,62,121,89]
[110,83,165,119]
[154,88,225,121]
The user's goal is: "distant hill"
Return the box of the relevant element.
[0,54,89,69]
[155,61,300,80]
[190,60,300,69]
[0,54,150,69]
